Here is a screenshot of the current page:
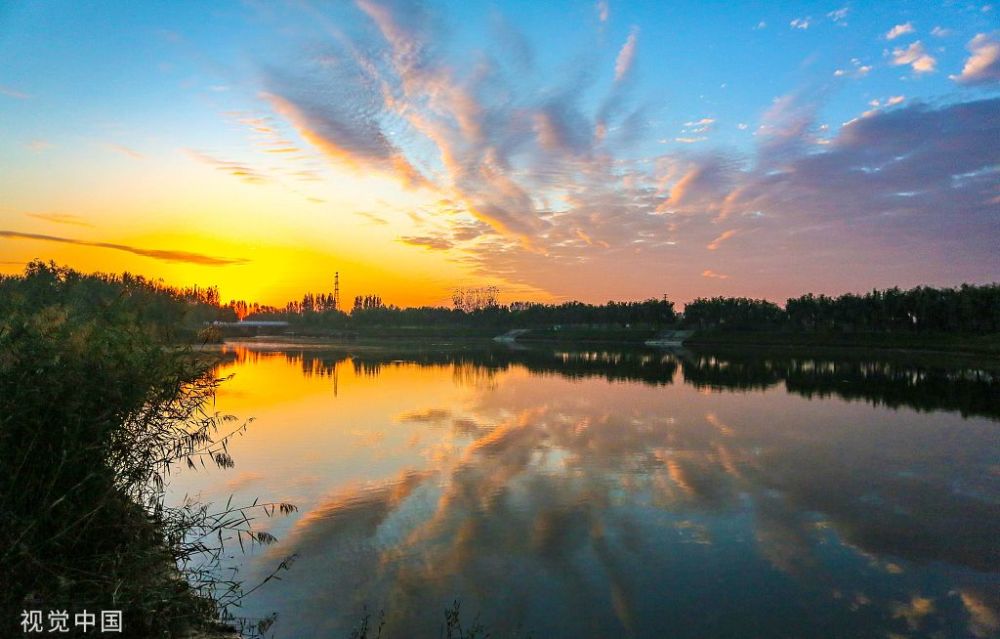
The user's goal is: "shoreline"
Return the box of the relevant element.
[210,329,1000,358]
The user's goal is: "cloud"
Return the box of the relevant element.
[659,154,736,213]
[959,588,1000,638]
[596,0,609,23]
[931,26,954,38]
[891,41,936,73]
[893,596,935,631]
[701,269,729,279]
[0,230,248,265]
[614,27,639,83]
[397,408,452,423]
[719,98,998,254]
[886,22,915,40]
[248,1,998,303]
[833,60,872,78]
[523,98,994,301]
[355,211,389,225]
[25,139,52,152]
[706,229,737,250]
[0,85,29,99]
[827,7,849,23]
[491,13,534,70]
[261,90,426,188]
[790,17,811,30]
[106,143,143,160]
[399,235,454,250]
[754,21,766,30]
[25,213,94,227]
[683,118,715,133]
[185,149,270,184]
[226,471,265,491]
[449,218,491,241]
[951,33,1000,85]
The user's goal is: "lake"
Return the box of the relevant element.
[168,341,1000,639]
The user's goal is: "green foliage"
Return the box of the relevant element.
[0,259,234,340]
[452,286,500,313]
[784,285,1000,333]
[682,297,785,330]
[242,296,678,331]
[682,285,1000,334]
[0,261,293,636]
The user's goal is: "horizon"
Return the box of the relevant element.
[7,258,997,313]
[1,1,998,307]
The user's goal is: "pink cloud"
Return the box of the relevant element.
[951,33,1000,85]
[614,27,639,82]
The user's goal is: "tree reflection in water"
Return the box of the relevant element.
[203,343,998,639]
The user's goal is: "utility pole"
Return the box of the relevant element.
[334,272,340,311]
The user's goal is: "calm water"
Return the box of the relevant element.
[168,341,1000,639]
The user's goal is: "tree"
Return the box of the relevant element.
[353,294,385,312]
[452,286,500,313]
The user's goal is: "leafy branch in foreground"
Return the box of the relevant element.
[0,261,295,637]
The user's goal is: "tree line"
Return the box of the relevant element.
[5,261,996,334]
[236,296,680,329]
[235,284,998,334]
[684,285,1000,333]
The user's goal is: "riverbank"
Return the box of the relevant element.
[250,325,1000,356]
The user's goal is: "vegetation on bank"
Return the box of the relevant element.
[235,285,999,354]
[684,285,1000,333]
[7,260,993,347]
[0,261,293,637]
[0,258,994,357]
[230,282,999,353]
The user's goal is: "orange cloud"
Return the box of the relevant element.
[891,41,936,73]
[399,235,454,250]
[262,91,426,189]
[951,33,1000,85]
[185,149,269,184]
[886,22,915,40]
[706,229,737,250]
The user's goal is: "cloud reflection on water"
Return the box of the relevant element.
[215,345,998,638]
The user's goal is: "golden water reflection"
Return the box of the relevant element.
[170,343,1000,638]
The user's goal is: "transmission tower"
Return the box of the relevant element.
[334,272,340,310]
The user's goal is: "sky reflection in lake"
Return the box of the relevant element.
[168,343,1000,638]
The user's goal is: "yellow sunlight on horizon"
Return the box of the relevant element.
[1,146,553,308]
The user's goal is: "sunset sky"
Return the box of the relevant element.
[1,1,998,307]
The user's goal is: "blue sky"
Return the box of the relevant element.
[0,1,997,305]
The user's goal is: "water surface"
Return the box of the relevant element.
[169,342,1000,638]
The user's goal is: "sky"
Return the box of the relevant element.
[0,1,998,307]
